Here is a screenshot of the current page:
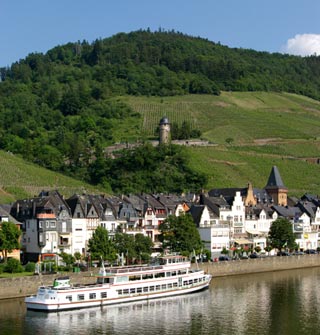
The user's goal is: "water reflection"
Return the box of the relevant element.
[1,268,320,335]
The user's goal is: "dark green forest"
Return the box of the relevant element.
[0,29,320,194]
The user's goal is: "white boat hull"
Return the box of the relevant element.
[25,280,210,312]
[25,256,212,312]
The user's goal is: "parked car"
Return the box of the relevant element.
[218,255,230,261]
[304,249,316,254]
[249,253,259,259]
[292,250,304,255]
[277,251,291,256]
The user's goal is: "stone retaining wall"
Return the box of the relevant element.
[0,272,97,300]
[195,254,320,276]
[1,255,320,300]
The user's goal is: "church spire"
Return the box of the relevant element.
[265,166,288,206]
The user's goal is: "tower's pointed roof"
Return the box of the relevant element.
[159,116,170,125]
[265,166,287,189]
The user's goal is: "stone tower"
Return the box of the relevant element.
[159,116,171,145]
[265,166,288,206]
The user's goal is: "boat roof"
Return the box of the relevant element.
[97,256,189,276]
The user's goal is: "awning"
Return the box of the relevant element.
[246,229,262,235]
[234,238,252,245]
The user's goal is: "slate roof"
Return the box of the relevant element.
[265,166,287,189]
[159,116,170,125]
[296,201,317,219]
[272,205,300,219]
[188,205,205,227]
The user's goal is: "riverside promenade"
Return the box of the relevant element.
[1,254,320,300]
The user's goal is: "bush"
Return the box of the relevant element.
[4,258,24,273]
[0,264,4,274]
[24,262,36,273]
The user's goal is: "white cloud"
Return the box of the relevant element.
[281,34,320,56]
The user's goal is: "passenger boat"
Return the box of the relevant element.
[25,255,212,312]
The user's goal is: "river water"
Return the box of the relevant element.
[1,267,320,335]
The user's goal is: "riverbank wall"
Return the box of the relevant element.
[195,254,320,276]
[1,255,320,300]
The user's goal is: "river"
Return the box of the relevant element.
[1,267,320,335]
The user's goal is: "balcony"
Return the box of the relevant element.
[36,213,56,219]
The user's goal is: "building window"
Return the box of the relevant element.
[50,221,56,228]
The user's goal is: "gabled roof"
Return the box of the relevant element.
[188,205,205,227]
[245,205,273,219]
[208,188,246,205]
[0,205,21,225]
[300,193,320,206]
[296,201,317,219]
[272,205,300,219]
[265,166,287,189]
[200,194,227,217]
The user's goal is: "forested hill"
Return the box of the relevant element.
[1,29,320,99]
[1,29,320,196]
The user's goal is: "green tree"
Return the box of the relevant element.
[159,214,203,254]
[88,226,117,262]
[134,233,153,263]
[59,252,75,271]
[268,218,296,250]
[114,232,136,264]
[0,221,21,263]
[4,257,23,273]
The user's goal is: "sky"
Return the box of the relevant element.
[1,0,320,68]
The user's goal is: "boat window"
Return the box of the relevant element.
[156,285,160,291]
[194,278,198,283]
[155,272,165,278]
[130,288,136,294]
[171,271,177,276]
[123,289,129,295]
[129,275,141,281]
[66,295,72,302]
[166,272,171,277]
[142,274,153,280]
[188,280,193,285]
[143,287,148,292]
[77,294,85,301]
[149,286,155,291]
[116,276,128,283]
[101,292,107,298]
[183,281,188,285]
[137,287,142,293]
[168,283,173,289]
[173,283,178,287]
[117,290,123,296]
[89,293,96,299]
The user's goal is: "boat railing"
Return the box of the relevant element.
[105,265,165,274]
